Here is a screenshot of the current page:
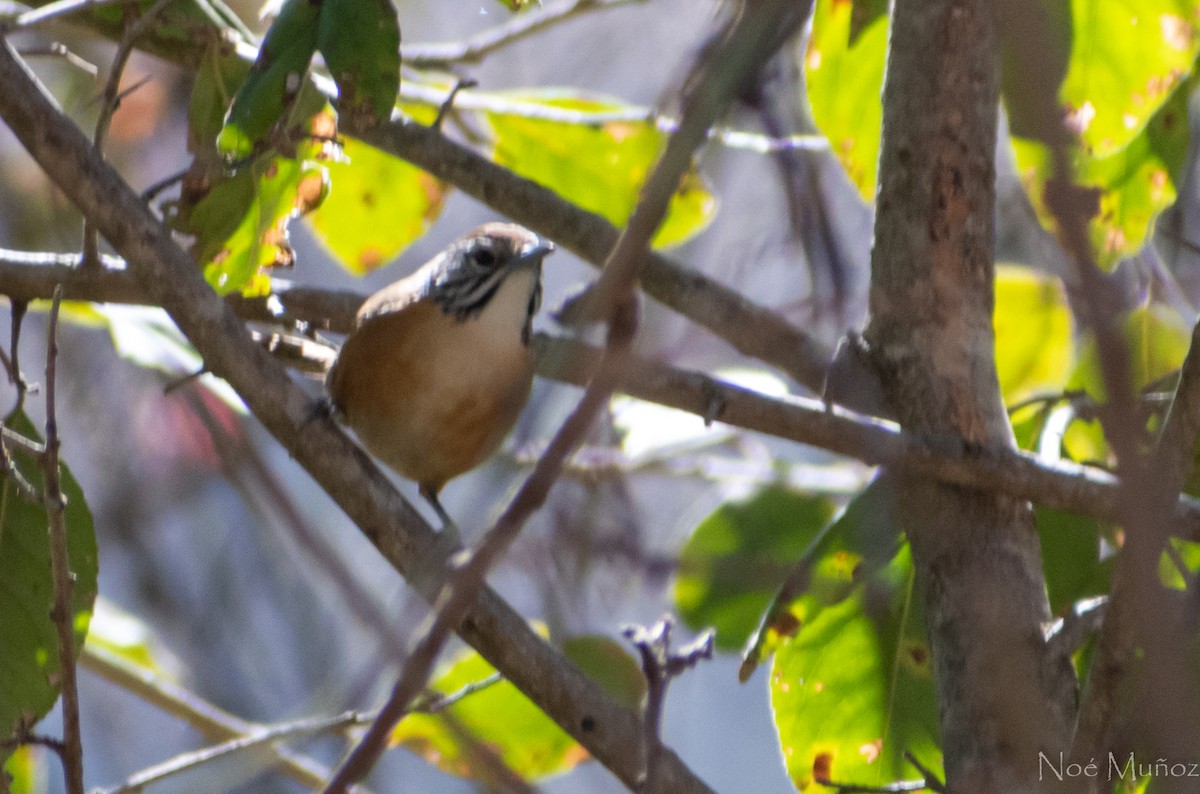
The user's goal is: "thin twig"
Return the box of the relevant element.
[1045,595,1108,659]
[6,0,137,29]
[42,285,83,794]
[79,644,357,791]
[98,710,377,794]
[6,298,28,421]
[84,0,176,267]
[17,42,98,76]
[0,425,42,502]
[404,0,642,67]
[623,618,714,791]
[399,79,828,154]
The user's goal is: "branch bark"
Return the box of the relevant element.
[4,256,1200,537]
[862,1,1075,789]
[0,38,712,793]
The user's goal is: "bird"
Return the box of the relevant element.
[326,222,554,532]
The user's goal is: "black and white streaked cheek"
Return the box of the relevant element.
[428,256,508,321]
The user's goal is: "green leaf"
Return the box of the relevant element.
[390,643,584,781]
[849,0,888,46]
[1006,0,1198,269]
[674,486,838,652]
[316,0,401,130]
[1059,0,1199,158]
[994,264,1074,405]
[305,135,447,274]
[562,635,646,711]
[739,477,904,679]
[1160,537,1200,590]
[805,0,888,200]
[1069,304,1191,399]
[0,413,97,751]
[1011,77,1191,269]
[486,91,716,248]
[770,545,941,790]
[2,745,45,794]
[188,152,329,296]
[218,0,321,157]
[1035,507,1113,615]
[85,597,179,677]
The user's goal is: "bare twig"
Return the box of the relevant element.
[1045,596,1107,659]
[42,286,83,794]
[80,644,357,791]
[0,424,42,502]
[623,617,714,791]
[98,711,377,794]
[6,298,28,421]
[17,42,98,76]
[5,0,136,29]
[404,0,643,67]
[400,79,829,154]
[84,0,176,268]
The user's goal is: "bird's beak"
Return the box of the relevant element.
[517,236,555,265]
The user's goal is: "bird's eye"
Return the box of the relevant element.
[471,247,497,268]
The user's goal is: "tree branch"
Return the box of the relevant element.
[402,0,644,68]
[42,286,84,794]
[0,36,711,794]
[1,255,1200,536]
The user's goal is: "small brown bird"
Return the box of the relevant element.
[327,223,554,526]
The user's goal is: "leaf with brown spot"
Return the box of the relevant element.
[306,135,448,275]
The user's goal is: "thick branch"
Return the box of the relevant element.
[863,0,1074,788]
[0,38,710,794]
[2,256,1200,536]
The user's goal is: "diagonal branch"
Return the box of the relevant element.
[0,36,711,794]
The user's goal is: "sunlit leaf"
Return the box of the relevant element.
[390,643,585,781]
[85,597,180,677]
[674,486,838,652]
[770,545,941,790]
[1160,537,1200,590]
[189,152,329,296]
[1006,0,1198,269]
[486,91,716,248]
[316,0,401,130]
[805,0,888,200]
[739,477,903,679]
[1069,304,1191,400]
[994,264,1074,405]
[2,745,45,794]
[306,135,447,274]
[0,413,97,753]
[1059,0,1199,158]
[218,0,321,157]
